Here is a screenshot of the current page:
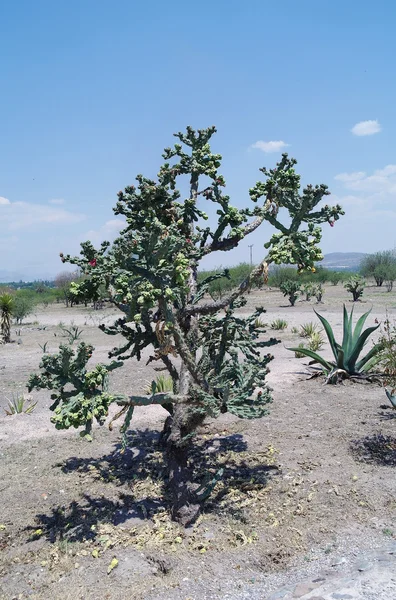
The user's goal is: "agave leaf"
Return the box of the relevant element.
[24,401,38,414]
[360,354,381,374]
[356,344,382,372]
[347,324,380,371]
[385,388,396,409]
[287,346,333,371]
[351,308,371,348]
[341,304,353,360]
[313,309,338,362]
[336,346,345,369]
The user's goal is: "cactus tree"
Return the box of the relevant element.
[28,126,343,525]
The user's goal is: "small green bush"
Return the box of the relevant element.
[301,283,314,301]
[279,281,301,306]
[299,322,319,338]
[344,276,365,302]
[307,331,325,352]
[198,263,254,300]
[144,374,174,395]
[4,394,37,415]
[270,318,288,330]
[268,267,298,288]
[13,295,35,324]
[294,343,306,358]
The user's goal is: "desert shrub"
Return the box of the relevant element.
[307,331,324,352]
[4,393,37,415]
[313,267,330,284]
[288,306,381,383]
[145,375,174,395]
[197,263,253,300]
[13,294,35,324]
[301,283,314,301]
[299,322,319,338]
[279,280,301,306]
[344,275,365,301]
[57,322,84,344]
[378,317,396,407]
[383,264,396,292]
[268,266,298,288]
[328,271,343,285]
[254,317,268,329]
[270,318,287,330]
[28,125,343,525]
[360,250,396,287]
[313,283,324,303]
[291,326,299,334]
[294,343,306,358]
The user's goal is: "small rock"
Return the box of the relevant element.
[331,556,347,566]
[356,560,371,572]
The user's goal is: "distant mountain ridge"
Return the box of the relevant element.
[319,252,367,271]
[0,252,367,284]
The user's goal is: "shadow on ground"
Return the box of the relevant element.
[351,433,396,466]
[26,429,279,543]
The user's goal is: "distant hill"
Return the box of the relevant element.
[0,270,25,283]
[320,252,367,271]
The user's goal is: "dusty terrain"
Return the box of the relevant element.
[1,284,396,599]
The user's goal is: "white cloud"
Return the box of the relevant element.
[335,164,396,195]
[351,120,381,136]
[334,163,396,223]
[0,198,85,231]
[49,198,65,205]
[251,140,290,153]
[334,171,366,183]
[81,218,125,245]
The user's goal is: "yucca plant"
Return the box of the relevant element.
[288,305,381,383]
[294,343,306,358]
[307,331,325,352]
[4,394,37,415]
[270,318,288,330]
[144,374,174,395]
[299,322,319,338]
[0,294,14,343]
[254,317,268,329]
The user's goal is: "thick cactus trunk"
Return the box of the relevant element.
[162,358,205,525]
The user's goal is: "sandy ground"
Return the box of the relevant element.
[1,284,396,599]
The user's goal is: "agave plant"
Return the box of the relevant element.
[288,305,381,383]
[144,374,174,395]
[4,394,37,415]
[0,294,14,343]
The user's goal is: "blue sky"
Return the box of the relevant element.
[1,0,395,279]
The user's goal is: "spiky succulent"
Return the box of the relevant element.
[0,294,14,343]
[288,305,381,383]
